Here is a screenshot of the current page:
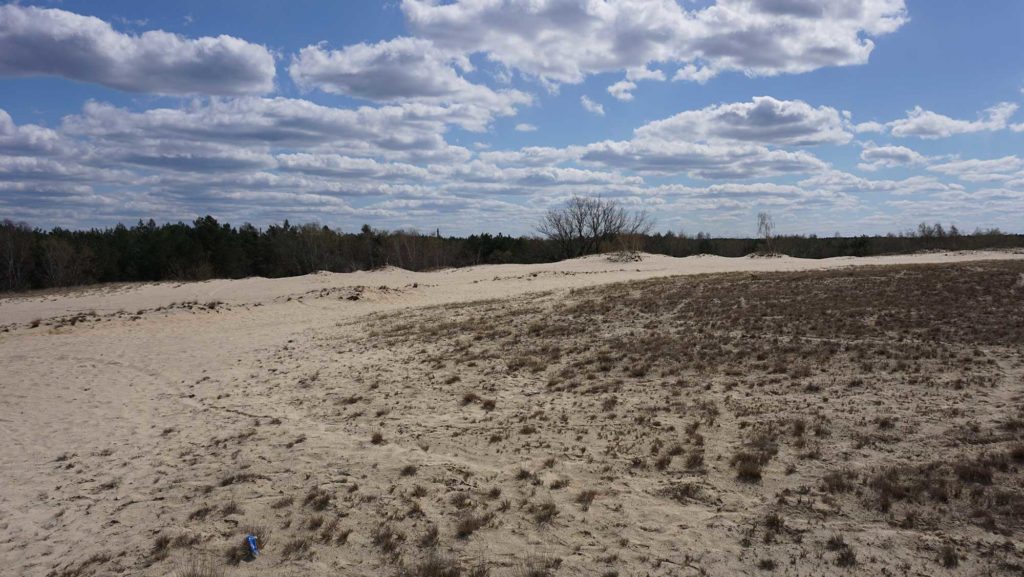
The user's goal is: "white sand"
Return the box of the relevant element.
[2,250,1021,326]
[0,249,1021,577]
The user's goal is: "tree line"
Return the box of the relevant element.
[1,209,1021,293]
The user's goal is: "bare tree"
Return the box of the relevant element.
[294,223,335,273]
[0,220,34,291]
[757,212,775,255]
[40,237,83,287]
[538,196,653,258]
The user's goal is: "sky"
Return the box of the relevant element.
[0,0,1022,237]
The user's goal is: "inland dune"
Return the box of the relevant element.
[2,250,1024,577]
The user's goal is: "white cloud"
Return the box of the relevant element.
[853,121,886,133]
[800,170,964,195]
[0,5,274,95]
[888,102,1018,138]
[578,139,828,179]
[60,98,471,159]
[402,0,908,86]
[0,109,69,156]
[609,66,667,100]
[581,95,605,116]
[479,147,576,167]
[0,154,131,190]
[514,123,538,132]
[928,156,1024,182]
[484,97,839,180]
[635,97,852,146]
[114,142,277,173]
[673,64,717,84]
[857,142,927,171]
[607,80,637,101]
[627,66,666,82]
[439,160,642,187]
[289,37,531,128]
[276,153,430,180]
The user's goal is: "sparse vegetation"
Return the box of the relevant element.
[513,555,562,577]
[175,558,224,577]
[455,512,493,538]
[12,259,1024,577]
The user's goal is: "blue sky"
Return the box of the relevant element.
[1,0,1022,236]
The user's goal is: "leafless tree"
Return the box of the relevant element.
[40,237,88,287]
[294,223,336,273]
[0,220,34,291]
[538,196,653,258]
[757,212,775,254]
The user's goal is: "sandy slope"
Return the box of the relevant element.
[2,250,1022,326]
[0,250,1021,577]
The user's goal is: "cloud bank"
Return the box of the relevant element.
[0,5,275,95]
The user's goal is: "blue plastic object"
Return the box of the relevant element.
[246,534,260,557]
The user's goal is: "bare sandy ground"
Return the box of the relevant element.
[2,250,1021,327]
[0,250,1022,577]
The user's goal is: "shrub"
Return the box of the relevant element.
[732,452,763,482]
[955,461,993,484]
[455,512,493,539]
[531,500,559,524]
[513,555,562,577]
[419,525,439,548]
[939,544,958,568]
[401,553,462,577]
[575,489,598,511]
[281,536,311,560]
[372,523,404,555]
[175,559,224,577]
[304,487,331,511]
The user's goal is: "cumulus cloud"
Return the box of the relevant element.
[928,156,1023,182]
[276,153,429,180]
[607,80,637,101]
[578,139,828,179]
[800,170,964,195]
[857,142,927,171]
[0,154,129,188]
[853,121,886,133]
[3,96,656,225]
[115,142,277,173]
[609,66,667,100]
[289,37,531,127]
[481,97,838,180]
[439,160,643,187]
[627,66,667,82]
[0,109,69,156]
[479,147,576,167]
[0,5,275,95]
[402,0,907,85]
[514,123,538,132]
[60,98,467,158]
[673,64,718,84]
[635,96,852,146]
[888,102,1018,138]
[581,95,605,116]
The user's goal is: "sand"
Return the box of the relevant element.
[2,250,1022,327]
[1,250,1022,577]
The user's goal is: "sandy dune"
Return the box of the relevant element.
[2,250,1021,327]
[1,250,1022,577]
